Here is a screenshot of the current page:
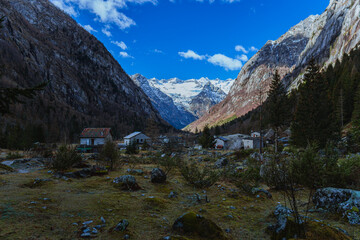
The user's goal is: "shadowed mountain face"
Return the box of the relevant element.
[185,0,360,132]
[0,0,171,140]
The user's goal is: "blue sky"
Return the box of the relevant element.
[50,0,329,80]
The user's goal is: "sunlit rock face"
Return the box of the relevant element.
[185,0,360,133]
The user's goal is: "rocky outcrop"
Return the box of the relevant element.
[185,0,360,132]
[313,187,360,224]
[172,212,227,239]
[0,0,170,140]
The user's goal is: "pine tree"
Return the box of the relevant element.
[198,125,215,149]
[267,70,290,152]
[291,59,335,147]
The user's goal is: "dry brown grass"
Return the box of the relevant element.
[0,157,359,240]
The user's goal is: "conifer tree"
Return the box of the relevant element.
[291,59,335,147]
[198,125,215,149]
[267,70,290,152]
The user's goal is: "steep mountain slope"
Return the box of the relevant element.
[131,74,234,129]
[0,0,170,141]
[131,74,196,129]
[189,82,226,118]
[185,0,360,133]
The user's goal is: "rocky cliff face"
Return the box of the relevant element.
[0,0,169,140]
[185,0,360,133]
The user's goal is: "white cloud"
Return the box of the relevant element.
[208,54,243,71]
[50,0,157,30]
[50,0,78,16]
[111,41,127,50]
[102,25,112,37]
[237,54,248,62]
[250,46,259,52]
[178,50,205,60]
[83,24,97,33]
[235,45,248,54]
[120,51,133,58]
[154,49,164,54]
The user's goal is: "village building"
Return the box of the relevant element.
[215,134,250,150]
[251,131,261,138]
[215,136,229,149]
[80,128,112,146]
[124,132,151,145]
[243,137,264,149]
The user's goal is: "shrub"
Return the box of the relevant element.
[181,162,219,188]
[338,154,360,188]
[233,149,255,160]
[6,152,23,160]
[236,155,262,192]
[99,141,120,170]
[126,142,138,154]
[157,155,179,176]
[51,145,82,171]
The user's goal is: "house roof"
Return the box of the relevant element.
[80,128,111,138]
[217,136,229,142]
[124,132,142,139]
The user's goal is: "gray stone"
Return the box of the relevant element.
[113,175,140,191]
[215,158,228,168]
[151,168,166,183]
[114,219,129,231]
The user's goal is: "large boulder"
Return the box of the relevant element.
[267,205,351,240]
[313,188,360,224]
[151,168,167,183]
[172,212,227,240]
[113,175,141,191]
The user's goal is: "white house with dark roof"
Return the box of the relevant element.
[80,128,112,146]
[124,132,151,145]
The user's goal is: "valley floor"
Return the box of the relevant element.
[0,153,359,240]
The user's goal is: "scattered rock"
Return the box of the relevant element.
[114,219,129,231]
[313,188,360,224]
[172,212,227,239]
[21,178,51,188]
[214,158,228,168]
[168,191,178,198]
[251,187,272,199]
[151,168,167,183]
[113,175,141,191]
[127,169,144,175]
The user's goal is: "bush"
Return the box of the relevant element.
[6,152,23,160]
[99,141,120,170]
[233,149,255,160]
[51,145,82,171]
[338,154,360,188]
[236,156,262,192]
[181,162,219,188]
[126,142,138,154]
[157,155,179,176]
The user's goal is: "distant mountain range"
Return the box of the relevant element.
[131,74,234,129]
[186,0,360,132]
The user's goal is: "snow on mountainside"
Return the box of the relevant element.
[131,74,234,129]
[185,0,360,133]
[131,74,196,129]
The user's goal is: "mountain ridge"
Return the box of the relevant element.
[131,74,234,129]
[185,0,360,133]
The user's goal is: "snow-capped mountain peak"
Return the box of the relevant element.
[131,74,234,128]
